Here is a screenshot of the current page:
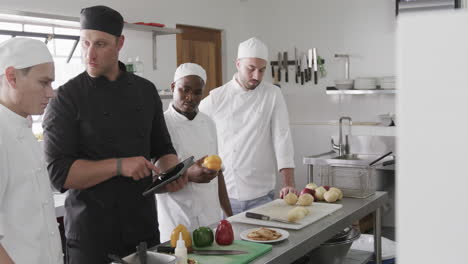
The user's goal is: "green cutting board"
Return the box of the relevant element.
[189,240,272,264]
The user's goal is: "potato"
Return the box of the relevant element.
[324,190,339,203]
[329,187,343,200]
[305,182,318,190]
[283,192,298,205]
[297,193,314,206]
[315,186,327,201]
[287,206,310,222]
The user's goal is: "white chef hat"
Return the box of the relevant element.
[0,38,53,75]
[237,37,268,61]
[173,63,207,83]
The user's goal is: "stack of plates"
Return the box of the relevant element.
[354,77,377,90]
[378,76,396,89]
[334,79,354,90]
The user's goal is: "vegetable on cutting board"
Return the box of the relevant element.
[215,220,234,245]
[170,224,192,248]
[193,226,214,247]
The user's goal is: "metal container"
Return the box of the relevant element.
[316,163,377,198]
[111,251,176,264]
[307,228,360,264]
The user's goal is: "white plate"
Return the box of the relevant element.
[240,227,289,243]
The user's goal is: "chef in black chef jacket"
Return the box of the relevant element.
[43,5,187,264]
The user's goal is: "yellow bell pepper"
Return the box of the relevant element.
[203,155,222,171]
[170,224,192,248]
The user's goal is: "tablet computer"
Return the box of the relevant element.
[142,156,194,196]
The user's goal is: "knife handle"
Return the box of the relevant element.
[156,246,175,254]
[271,65,274,78]
[246,212,269,221]
[278,68,281,82]
[285,70,288,82]
[314,71,318,85]
[308,68,312,81]
[301,72,304,85]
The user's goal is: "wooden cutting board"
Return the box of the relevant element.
[189,240,271,264]
[228,199,343,230]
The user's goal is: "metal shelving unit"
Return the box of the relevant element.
[327,87,396,95]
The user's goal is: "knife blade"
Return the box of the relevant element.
[308,49,313,82]
[245,212,301,225]
[313,48,318,85]
[277,52,282,82]
[156,246,248,255]
[283,51,288,82]
[301,54,308,83]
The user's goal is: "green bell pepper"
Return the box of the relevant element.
[193,226,214,247]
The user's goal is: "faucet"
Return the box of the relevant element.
[331,116,352,156]
[334,54,350,80]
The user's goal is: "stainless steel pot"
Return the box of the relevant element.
[111,251,176,264]
[307,228,360,264]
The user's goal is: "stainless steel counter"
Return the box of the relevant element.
[231,192,388,264]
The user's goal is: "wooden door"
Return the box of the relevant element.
[176,24,222,98]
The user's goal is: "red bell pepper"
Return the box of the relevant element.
[215,220,234,245]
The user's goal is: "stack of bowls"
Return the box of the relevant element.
[307,227,361,264]
[354,77,377,89]
[378,76,396,89]
[334,79,354,90]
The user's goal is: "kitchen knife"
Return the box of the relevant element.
[299,57,304,85]
[246,212,301,225]
[156,246,248,255]
[308,49,313,82]
[301,54,308,83]
[277,52,282,82]
[294,47,299,83]
[313,48,318,85]
[283,51,288,82]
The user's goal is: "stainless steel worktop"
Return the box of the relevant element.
[232,192,388,264]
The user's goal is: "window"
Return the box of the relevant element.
[0,13,85,139]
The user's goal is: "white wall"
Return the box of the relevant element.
[397,9,468,263]
[239,0,397,189]
[0,0,242,94]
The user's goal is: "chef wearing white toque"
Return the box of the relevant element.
[0,38,63,264]
[157,63,232,242]
[199,37,297,215]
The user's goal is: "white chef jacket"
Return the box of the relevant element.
[156,105,223,242]
[198,75,295,201]
[0,104,63,264]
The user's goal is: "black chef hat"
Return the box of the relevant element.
[80,5,124,36]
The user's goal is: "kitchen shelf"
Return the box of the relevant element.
[327,87,396,95]
[0,9,182,69]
